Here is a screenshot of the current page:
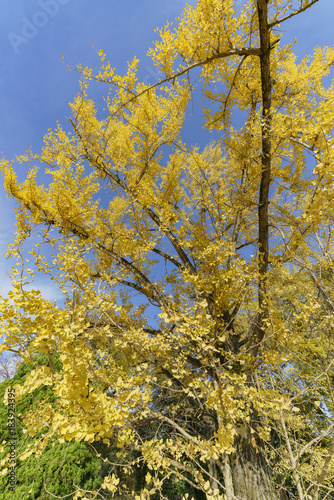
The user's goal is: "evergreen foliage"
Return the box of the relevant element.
[0,355,102,499]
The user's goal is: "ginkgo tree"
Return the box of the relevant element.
[1,0,334,499]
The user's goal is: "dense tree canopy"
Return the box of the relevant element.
[1,0,334,499]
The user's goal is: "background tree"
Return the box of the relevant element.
[0,354,20,382]
[0,353,104,499]
[1,0,334,499]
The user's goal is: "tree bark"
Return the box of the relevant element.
[209,458,219,491]
[222,453,235,500]
[229,425,279,500]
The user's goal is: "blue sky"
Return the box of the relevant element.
[0,0,333,301]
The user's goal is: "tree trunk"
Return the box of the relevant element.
[222,453,235,500]
[209,458,219,491]
[229,425,279,500]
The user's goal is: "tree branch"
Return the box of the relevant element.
[268,0,319,29]
[151,247,183,269]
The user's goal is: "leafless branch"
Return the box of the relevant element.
[268,0,319,28]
